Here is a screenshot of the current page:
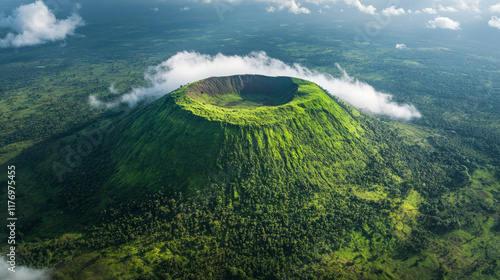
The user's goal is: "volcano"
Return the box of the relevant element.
[9,75,440,279]
[92,75,369,200]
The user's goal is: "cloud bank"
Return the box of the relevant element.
[258,0,375,14]
[0,258,49,280]
[0,1,84,48]
[91,51,421,120]
[427,17,461,30]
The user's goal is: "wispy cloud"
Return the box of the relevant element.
[395,44,407,49]
[0,1,84,48]
[109,83,119,94]
[90,51,421,120]
[427,17,461,30]
[450,0,481,12]
[266,6,277,12]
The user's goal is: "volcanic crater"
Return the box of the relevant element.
[186,75,299,109]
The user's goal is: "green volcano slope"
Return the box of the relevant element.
[4,75,499,279]
[100,75,368,200]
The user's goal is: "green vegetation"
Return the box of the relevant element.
[2,75,498,279]
[0,7,499,279]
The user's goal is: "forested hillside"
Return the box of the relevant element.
[2,75,497,279]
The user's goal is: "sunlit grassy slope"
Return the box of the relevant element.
[99,75,367,199]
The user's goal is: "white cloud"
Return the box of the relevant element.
[151,7,159,12]
[489,16,500,29]
[427,17,461,30]
[344,0,376,15]
[0,258,49,280]
[266,6,277,12]
[180,6,190,11]
[438,5,458,12]
[90,51,421,120]
[422,7,438,14]
[491,3,500,13]
[0,1,84,48]
[382,6,406,16]
[395,44,407,49]
[278,0,311,14]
